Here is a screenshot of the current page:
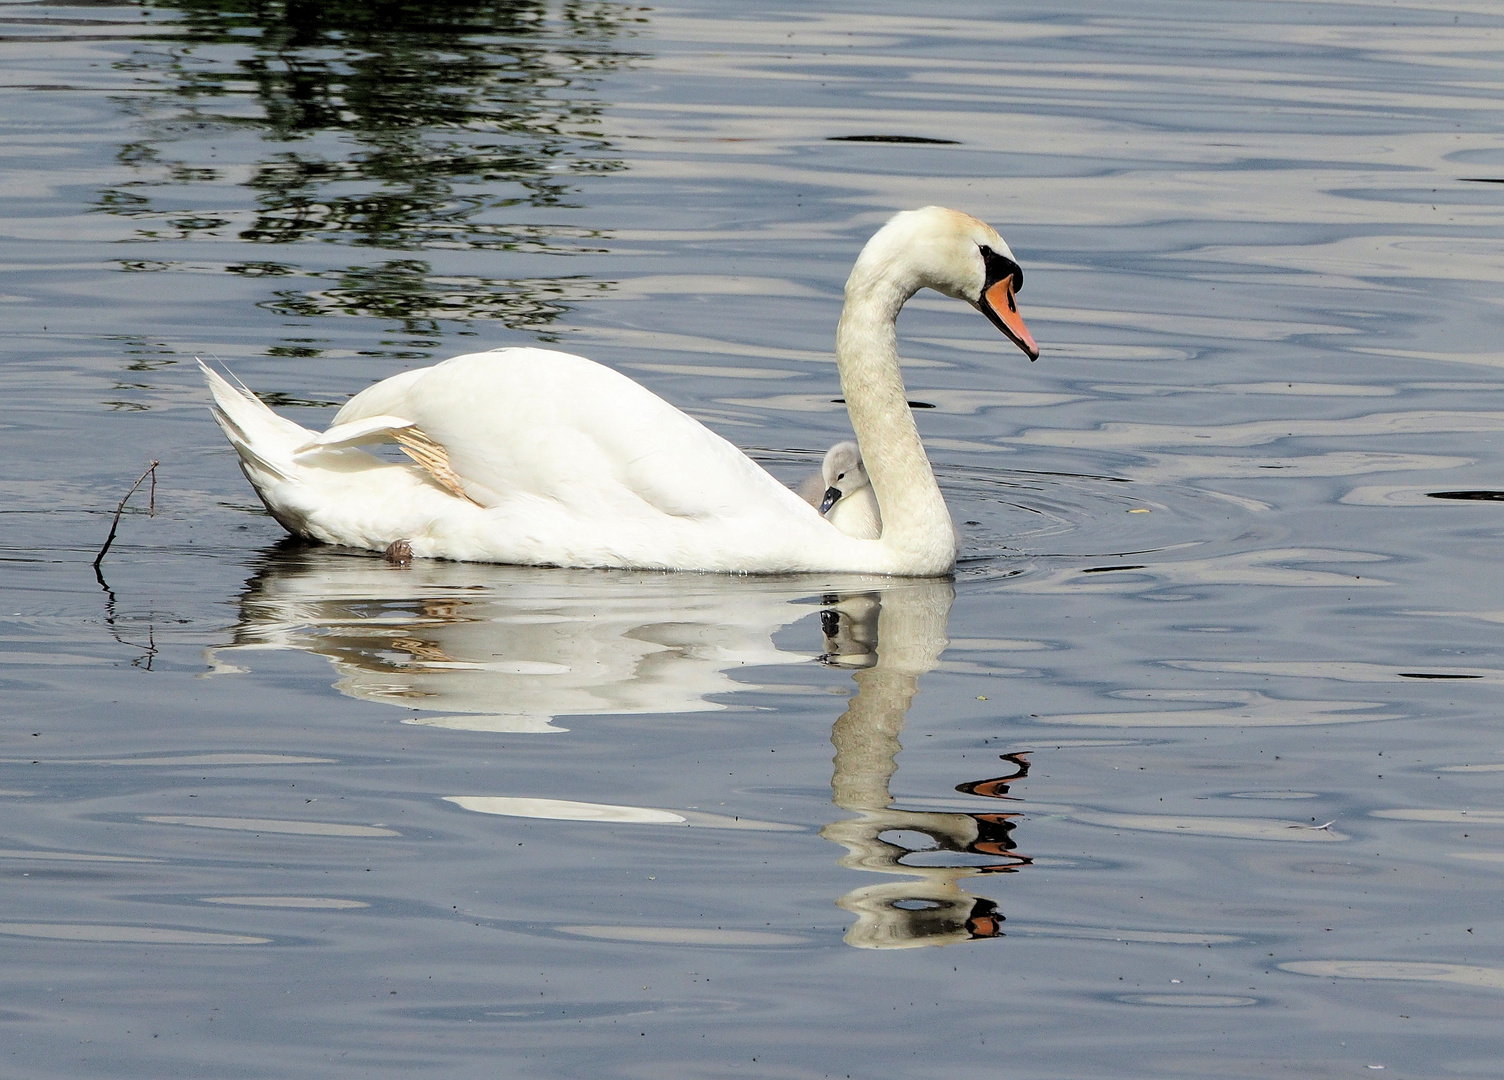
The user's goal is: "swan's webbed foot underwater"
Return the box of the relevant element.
[384,538,413,566]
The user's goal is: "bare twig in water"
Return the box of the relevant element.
[93,461,159,570]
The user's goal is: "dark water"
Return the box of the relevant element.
[4,1,1504,1076]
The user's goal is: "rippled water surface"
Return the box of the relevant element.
[4,1,1504,1076]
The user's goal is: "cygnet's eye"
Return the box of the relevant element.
[836,472,846,481]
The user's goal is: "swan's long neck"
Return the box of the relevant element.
[836,268,956,572]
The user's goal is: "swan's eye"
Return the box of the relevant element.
[978,244,1023,294]
[836,472,846,481]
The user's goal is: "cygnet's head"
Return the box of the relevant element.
[852,206,1038,360]
[819,440,870,514]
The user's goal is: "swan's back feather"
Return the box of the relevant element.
[337,348,804,523]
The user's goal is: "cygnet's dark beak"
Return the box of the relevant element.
[819,486,841,514]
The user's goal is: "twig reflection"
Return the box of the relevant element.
[95,568,159,671]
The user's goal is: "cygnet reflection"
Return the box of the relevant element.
[208,545,826,731]
[819,582,1032,949]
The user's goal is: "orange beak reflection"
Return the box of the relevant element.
[980,278,1039,361]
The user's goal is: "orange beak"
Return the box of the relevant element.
[979,277,1039,360]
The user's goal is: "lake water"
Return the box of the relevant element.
[3,0,1503,1076]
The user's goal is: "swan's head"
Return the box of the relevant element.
[819,440,870,514]
[856,206,1039,360]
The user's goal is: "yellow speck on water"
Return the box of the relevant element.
[1128,508,1151,514]
[977,695,987,701]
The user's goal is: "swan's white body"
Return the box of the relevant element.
[204,206,1037,576]
[800,441,882,541]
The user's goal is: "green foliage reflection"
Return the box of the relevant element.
[101,0,638,341]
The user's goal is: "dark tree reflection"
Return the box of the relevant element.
[256,259,610,343]
[101,0,638,342]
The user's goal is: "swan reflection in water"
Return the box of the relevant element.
[213,546,1030,947]
[209,545,813,732]
[819,588,1030,949]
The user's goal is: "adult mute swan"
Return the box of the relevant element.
[203,205,1038,575]
[800,441,882,541]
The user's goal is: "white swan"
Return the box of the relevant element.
[203,205,1038,575]
[799,441,882,541]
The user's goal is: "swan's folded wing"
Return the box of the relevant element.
[294,414,478,504]
[319,348,820,525]
[293,415,417,457]
[616,421,813,523]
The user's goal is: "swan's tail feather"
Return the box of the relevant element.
[220,361,256,396]
[199,359,312,486]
